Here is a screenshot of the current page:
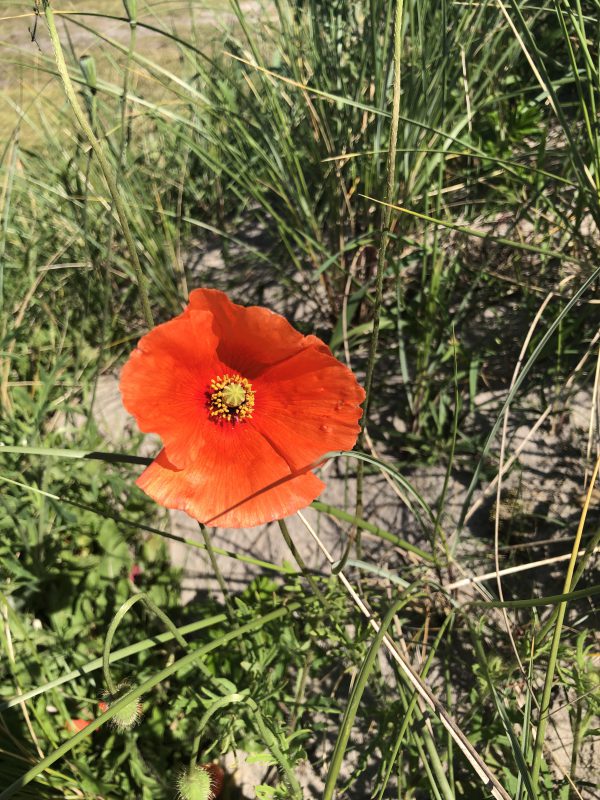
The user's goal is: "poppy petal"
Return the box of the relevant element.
[120,309,226,469]
[137,439,325,529]
[251,345,365,471]
[188,288,328,376]
[66,718,91,732]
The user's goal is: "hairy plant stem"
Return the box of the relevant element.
[568,699,583,800]
[278,519,326,603]
[42,0,154,330]
[102,593,188,694]
[248,700,303,800]
[199,523,238,621]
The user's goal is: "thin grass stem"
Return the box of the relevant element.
[42,1,154,329]
[531,455,600,788]
[361,0,404,425]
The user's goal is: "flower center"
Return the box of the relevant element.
[208,374,255,422]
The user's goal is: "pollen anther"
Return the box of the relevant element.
[208,374,255,422]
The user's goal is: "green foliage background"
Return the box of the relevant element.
[1,0,599,798]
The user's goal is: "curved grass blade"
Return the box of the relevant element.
[313,500,433,562]
[323,596,415,799]
[468,583,600,609]
[323,449,435,525]
[0,613,227,712]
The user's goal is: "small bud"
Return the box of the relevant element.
[177,764,224,800]
[101,682,143,732]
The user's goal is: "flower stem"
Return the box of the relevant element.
[247,699,303,800]
[199,524,237,619]
[278,519,326,603]
[42,0,154,330]
[102,593,187,695]
[189,731,202,771]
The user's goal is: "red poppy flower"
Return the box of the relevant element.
[120,289,365,528]
[65,718,90,733]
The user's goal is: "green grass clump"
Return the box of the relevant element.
[1,0,599,798]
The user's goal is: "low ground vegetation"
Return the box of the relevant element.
[1,1,599,798]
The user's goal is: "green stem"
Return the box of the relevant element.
[189,731,202,771]
[0,613,227,713]
[199,524,236,619]
[198,522,253,675]
[102,593,187,695]
[247,700,303,800]
[536,521,600,643]
[278,519,326,603]
[324,596,410,799]
[468,583,600,610]
[102,595,141,695]
[141,595,188,649]
[431,333,459,563]
[568,701,582,800]
[0,445,151,464]
[119,0,136,162]
[0,472,296,578]
[419,711,455,800]
[361,0,404,424]
[355,0,404,552]
[312,501,433,562]
[42,0,154,330]
[375,614,453,800]
[0,604,299,798]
